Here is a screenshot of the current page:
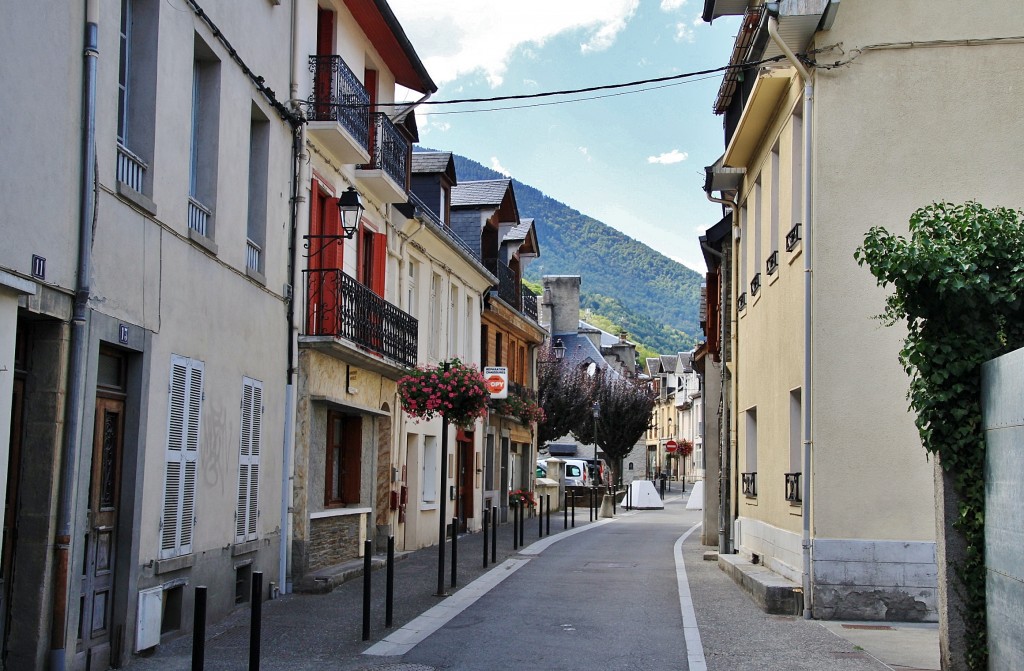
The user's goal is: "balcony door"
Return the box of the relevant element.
[307,178,343,336]
[314,7,334,119]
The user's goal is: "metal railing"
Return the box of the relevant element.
[741,472,757,498]
[786,222,802,251]
[521,291,538,320]
[246,239,262,272]
[766,250,779,276]
[737,291,747,311]
[116,143,146,193]
[484,258,520,309]
[304,269,417,367]
[188,197,212,238]
[750,272,761,297]
[362,112,409,188]
[785,472,801,503]
[307,54,370,147]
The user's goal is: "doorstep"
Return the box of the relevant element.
[718,553,802,615]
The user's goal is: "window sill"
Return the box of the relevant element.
[309,507,371,519]
[245,266,266,285]
[155,553,194,575]
[188,228,219,256]
[419,502,438,511]
[768,269,780,286]
[232,539,261,556]
[788,246,802,264]
[116,181,157,216]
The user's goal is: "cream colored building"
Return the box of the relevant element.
[701,0,1024,620]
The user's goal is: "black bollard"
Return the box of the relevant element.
[386,536,395,628]
[249,572,263,671]
[538,496,543,538]
[450,518,458,589]
[512,504,518,550]
[362,540,372,641]
[192,586,207,671]
[589,487,594,522]
[564,492,568,530]
[518,503,525,547]
[483,506,489,568]
[546,495,551,536]
[491,506,497,564]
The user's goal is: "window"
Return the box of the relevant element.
[464,296,473,360]
[770,145,780,265]
[161,355,204,559]
[745,407,758,475]
[439,185,449,226]
[480,325,488,367]
[791,112,803,228]
[751,179,761,294]
[246,104,270,275]
[790,389,802,473]
[495,332,503,366]
[325,411,361,506]
[422,436,438,503]
[358,225,386,296]
[116,0,158,195]
[429,273,442,358]
[235,378,262,543]
[449,284,459,357]
[406,259,419,318]
[484,433,494,490]
[305,178,341,335]
[188,36,221,239]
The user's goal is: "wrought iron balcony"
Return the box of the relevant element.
[737,291,747,311]
[521,290,538,320]
[741,471,757,498]
[307,55,370,164]
[766,250,779,276]
[750,272,761,297]
[356,113,409,203]
[303,269,417,367]
[786,222,802,251]
[785,472,801,503]
[484,258,521,310]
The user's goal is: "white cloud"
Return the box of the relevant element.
[578,146,592,161]
[647,149,689,165]
[389,1,639,87]
[674,21,696,42]
[660,0,687,10]
[490,156,511,176]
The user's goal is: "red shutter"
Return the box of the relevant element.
[372,232,387,297]
[341,416,362,504]
[324,194,343,271]
[306,182,324,334]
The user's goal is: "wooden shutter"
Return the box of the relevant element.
[236,377,262,543]
[341,416,362,504]
[161,355,203,559]
[372,232,387,297]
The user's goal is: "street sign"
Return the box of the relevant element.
[665,440,679,452]
[483,366,508,399]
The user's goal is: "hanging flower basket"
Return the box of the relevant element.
[509,489,536,509]
[397,358,489,428]
[490,386,546,426]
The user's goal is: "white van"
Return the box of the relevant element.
[537,458,589,487]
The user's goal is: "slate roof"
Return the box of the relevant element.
[505,218,533,241]
[451,179,511,207]
[660,355,677,373]
[411,151,453,174]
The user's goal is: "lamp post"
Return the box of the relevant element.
[337,186,363,239]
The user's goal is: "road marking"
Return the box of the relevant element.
[675,522,707,671]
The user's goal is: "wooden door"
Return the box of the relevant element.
[458,435,474,532]
[0,377,24,661]
[77,395,124,669]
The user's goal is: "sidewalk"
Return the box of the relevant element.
[124,494,940,671]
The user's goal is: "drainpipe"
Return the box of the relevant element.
[768,15,814,620]
[51,2,99,668]
[705,193,736,556]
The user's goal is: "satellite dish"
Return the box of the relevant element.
[586,362,597,377]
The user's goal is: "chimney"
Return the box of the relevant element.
[542,275,581,336]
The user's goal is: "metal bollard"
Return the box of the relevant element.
[512,505,519,550]
[483,506,489,568]
[589,487,594,522]
[450,518,458,589]
[192,586,207,671]
[491,506,498,564]
[518,502,525,546]
[538,495,544,538]
[249,571,263,671]
[386,536,395,628]
[362,540,372,641]
[564,492,569,530]
[546,494,551,536]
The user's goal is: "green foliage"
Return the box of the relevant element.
[856,201,1024,671]
[448,152,702,353]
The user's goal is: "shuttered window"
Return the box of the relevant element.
[235,377,262,543]
[161,355,204,559]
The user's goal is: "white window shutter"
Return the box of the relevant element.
[236,377,262,543]
[161,355,203,559]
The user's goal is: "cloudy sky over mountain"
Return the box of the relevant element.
[389,1,742,271]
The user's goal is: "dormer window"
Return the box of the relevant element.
[439,185,449,227]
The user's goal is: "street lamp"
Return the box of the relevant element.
[337,187,363,239]
[592,401,600,487]
[552,337,565,361]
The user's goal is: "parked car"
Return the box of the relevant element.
[537,458,589,486]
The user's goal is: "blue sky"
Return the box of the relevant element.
[388,1,741,272]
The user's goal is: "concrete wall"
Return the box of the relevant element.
[541,276,581,336]
[982,347,1024,668]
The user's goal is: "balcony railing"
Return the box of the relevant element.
[246,239,262,272]
[741,472,757,498]
[785,472,801,503]
[116,143,147,193]
[766,250,779,276]
[750,272,761,297]
[522,291,538,320]
[484,258,520,309]
[188,197,212,237]
[786,222,802,251]
[304,269,417,367]
[737,291,747,312]
[362,112,409,188]
[307,54,370,145]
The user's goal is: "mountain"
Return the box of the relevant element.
[446,152,703,355]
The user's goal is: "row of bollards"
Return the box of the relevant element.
[191,571,264,671]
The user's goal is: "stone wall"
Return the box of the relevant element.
[307,515,362,572]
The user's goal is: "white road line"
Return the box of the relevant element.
[675,522,707,671]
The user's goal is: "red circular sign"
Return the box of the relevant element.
[665,440,678,452]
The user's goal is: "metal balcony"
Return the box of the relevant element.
[521,291,538,321]
[356,112,409,204]
[484,258,520,310]
[766,250,779,276]
[785,472,801,503]
[786,222,802,251]
[307,55,371,165]
[737,292,747,312]
[303,269,417,367]
[741,471,757,498]
[750,272,761,297]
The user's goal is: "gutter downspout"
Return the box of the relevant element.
[768,15,814,620]
[705,193,736,556]
[52,2,98,668]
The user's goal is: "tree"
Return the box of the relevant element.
[592,377,656,487]
[537,357,595,448]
